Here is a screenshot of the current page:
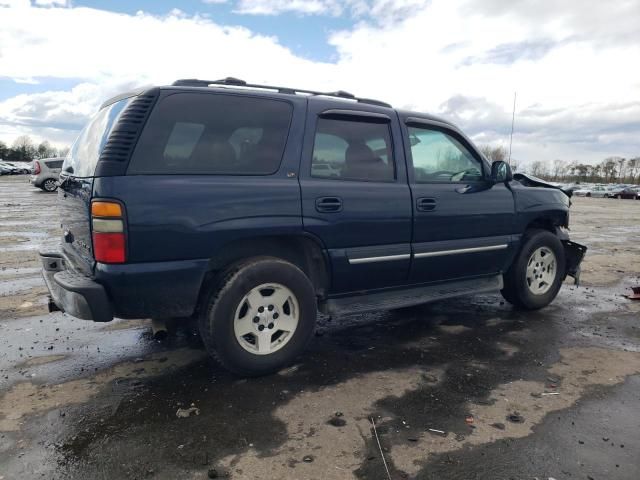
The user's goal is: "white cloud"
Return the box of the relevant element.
[231,0,429,21]
[0,0,639,164]
[34,0,70,6]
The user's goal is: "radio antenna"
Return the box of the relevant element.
[508,91,517,166]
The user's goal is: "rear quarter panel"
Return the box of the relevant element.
[92,175,304,263]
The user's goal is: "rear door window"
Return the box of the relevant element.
[128,93,293,175]
[311,118,395,182]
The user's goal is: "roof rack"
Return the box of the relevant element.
[171,77,391,108]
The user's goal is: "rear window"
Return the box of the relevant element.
[63,98,132,177]
[127,93,293,175]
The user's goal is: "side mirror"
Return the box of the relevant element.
[490,161,513,183]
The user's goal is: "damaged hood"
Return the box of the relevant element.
[513,173,573,198]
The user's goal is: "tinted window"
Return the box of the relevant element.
[45,160,64,169]
[63,98,132,177]
[408,127,483,183]
[311,118,394,182]
[128,93,292,175]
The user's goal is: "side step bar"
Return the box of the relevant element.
[320,275,503,315]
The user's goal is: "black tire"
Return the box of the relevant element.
[501,229,566,310]
[42,179,58,192]
[586,193,591,197]
[198,257,317,376]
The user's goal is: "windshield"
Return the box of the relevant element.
[63,97,133,177]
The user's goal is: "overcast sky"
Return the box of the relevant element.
[1,0,639,165]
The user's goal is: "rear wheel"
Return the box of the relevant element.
[42,179,58,192]
[501,229,566,310]
[199,257,317,376]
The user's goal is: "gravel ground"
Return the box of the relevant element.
[1,174,639,480]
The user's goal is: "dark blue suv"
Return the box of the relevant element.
[41,77,586,375]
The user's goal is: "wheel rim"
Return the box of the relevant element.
[526,247,557,295]
[233,283,299,355]
[44,179,56,191]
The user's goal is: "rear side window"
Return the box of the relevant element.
[63,98,132,177]
[45,160,63,169]
[128,93,293,175]
[311,118,395,182]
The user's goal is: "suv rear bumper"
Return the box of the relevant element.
[41,251,210,322]
[40,252,114,322]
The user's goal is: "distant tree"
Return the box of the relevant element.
[36,140,59,159]
[58,146,70,158]
[601,157,619,183]
[616,157,626,182]
[627,157,639,184]
[529,160,546,177]
[11,135,37,162]
[479,144,508,163]
[551,159,566,180]
[0,140,8,160]
[575,164,589,181]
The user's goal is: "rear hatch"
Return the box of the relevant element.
[58,97,134,275]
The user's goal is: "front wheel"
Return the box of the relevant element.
[199,257,317,376]
[501,230,566,310]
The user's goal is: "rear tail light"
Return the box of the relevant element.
[91,200,126,263]
[34,161,41,174]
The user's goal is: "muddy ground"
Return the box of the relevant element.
[1,174,639,480]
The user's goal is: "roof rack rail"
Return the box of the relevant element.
[171,77,391,108]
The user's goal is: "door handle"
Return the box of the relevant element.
[416,197,436,212]
[315,196,343,213]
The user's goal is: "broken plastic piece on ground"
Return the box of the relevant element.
[465,415,474,425]
[176,406,200,418]
[627,287,640,300]
[428,428,447,436]
[506,412,525,423]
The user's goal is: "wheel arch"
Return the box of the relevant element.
[194,233,330,317]
[524,213,566,234]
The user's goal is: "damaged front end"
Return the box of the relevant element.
[513,173,587,283]
[514,173,575,198]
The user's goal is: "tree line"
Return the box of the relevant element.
[480,145,640,185]
[0,135,69,163]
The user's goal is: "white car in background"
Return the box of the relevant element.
[573,186,592,196]
[585,186,616,198]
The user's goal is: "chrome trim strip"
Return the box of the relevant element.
[348,253,411,265]
[414,244,508,259]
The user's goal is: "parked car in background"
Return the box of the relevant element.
[584,185,616,198]
[0,165,13,175]
[30,157,64,192]
[311,162,340,177]
[611,187,639,199]
[573,186,592,196]
[0,161,30,174]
